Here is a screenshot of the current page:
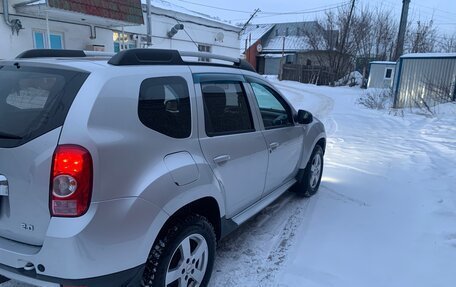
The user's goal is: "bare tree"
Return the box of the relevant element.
[351,7,375,87]
[406,20,437,53]
[372,8,397,61]
[438,33,456,53]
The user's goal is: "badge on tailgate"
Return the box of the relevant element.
[0,175,8,196]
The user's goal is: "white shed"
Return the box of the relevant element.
[367,61,397,89]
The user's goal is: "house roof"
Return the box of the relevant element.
[370,61,397,65]
[142,0,239,29]
[263,35,311,52]
[240,24,275,51]
[401,53,456,59]
[16,0,144,26]
[262,21,320,53]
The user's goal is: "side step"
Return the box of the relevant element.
[231,179,296,226]
[0,275,10,284]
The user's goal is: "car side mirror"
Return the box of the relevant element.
[297,109,313,124]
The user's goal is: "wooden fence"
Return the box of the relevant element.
[280,64,335,85]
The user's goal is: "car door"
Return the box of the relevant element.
[246,76,304,196]
[195,73,269,218]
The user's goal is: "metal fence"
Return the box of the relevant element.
[394,56,456,108]
[280,64,335,85]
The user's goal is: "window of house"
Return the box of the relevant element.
[250,82,293,129]
[201,82,254,137]
[33,31,45,49]
[285,27,289,36]
[198,44,211,62]
[384,68,393,79]
[138,77,191,138]
[113,32,136,52]
[275,29,279,36]
[33,31,64,49]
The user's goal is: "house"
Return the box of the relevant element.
[241,21,339,83]
[0,0,144,59]
[121,0,241,58]
[0,0,241,60]
[393,53,456,108]
[367,61,397,89]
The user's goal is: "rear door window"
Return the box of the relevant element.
[0,65,89,148]
[201,82,254,137]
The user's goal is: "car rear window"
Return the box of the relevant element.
[0,65,89,148]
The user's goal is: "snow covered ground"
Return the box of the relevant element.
[2,79,455,287]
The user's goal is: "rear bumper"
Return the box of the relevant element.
[0,197,168,286]
[0,263,144,287]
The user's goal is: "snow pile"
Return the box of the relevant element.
[336,71,364,86]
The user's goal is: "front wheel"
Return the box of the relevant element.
[142,215,216,287]
[295,145,324,197]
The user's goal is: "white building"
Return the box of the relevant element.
[367,61,397,89]
[120,0,241,57]
[0,0,241,60]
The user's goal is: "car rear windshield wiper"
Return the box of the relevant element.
[0,131,23,140]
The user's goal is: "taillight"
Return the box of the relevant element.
[50,145,93,217]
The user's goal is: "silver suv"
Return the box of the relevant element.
[0,49,326,287]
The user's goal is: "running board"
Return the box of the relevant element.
[231,179,296,226]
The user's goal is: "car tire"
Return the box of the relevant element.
[295,145,324,197]
[141,214,216,287]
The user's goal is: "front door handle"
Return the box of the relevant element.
[269,142,280,152]
[213,155,231,165]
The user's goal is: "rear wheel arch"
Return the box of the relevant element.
[156,197,222,243]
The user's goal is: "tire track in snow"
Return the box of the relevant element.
[258,196,315,286]
[272,82,335,119]
[211,194,315,287]
[272,81,338,136]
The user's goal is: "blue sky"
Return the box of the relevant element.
[167,0,456,35]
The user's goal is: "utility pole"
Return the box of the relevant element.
[146,0,152,47]
[394,0,411,60]
[239,8,261,36]
[334,0,356,83]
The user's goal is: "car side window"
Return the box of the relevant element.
[139,76,191,138]
[201,81,254,137]
[250,82,293,129]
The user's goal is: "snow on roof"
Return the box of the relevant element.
[240,24,275,51]
[263,35,311,52]
[401,53,456,59]
[142,0,238,29]
[22,0,238,29]
[370,61,397,65]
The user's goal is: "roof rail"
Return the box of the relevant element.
[108,49,184,66]
[16,49,256,72]
[16,49,115,59]
[108,49,255,72]
[16,49,86,59]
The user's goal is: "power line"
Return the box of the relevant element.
[260,2,350,15]
[412,2,456,17]
[251,3,351,20]
[171,0,349,18]
[172,0,252,13]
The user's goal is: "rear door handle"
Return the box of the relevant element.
[213,155,231,165]
[269,142,280,152]
[0,175,8,196]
